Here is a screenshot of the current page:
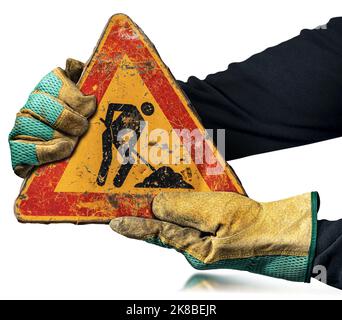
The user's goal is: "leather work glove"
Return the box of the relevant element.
[9,59,96,178]
[111,191,318,282]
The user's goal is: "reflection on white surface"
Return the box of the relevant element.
[183,272,341,297]
[184,273,261,292]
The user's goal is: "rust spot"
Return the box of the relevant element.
[107,194,119,209]
[18,194,27,200]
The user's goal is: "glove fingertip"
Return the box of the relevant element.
[65,58,85,84]
[109,217,125,233]
[110,217,163,241]
[151,192,169,217]
[82,94,97,118]
[14,164,34,179]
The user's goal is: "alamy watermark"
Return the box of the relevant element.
[114,121,226,175]
[312,265,327,284]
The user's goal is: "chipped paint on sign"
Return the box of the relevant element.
[15,14,245,223]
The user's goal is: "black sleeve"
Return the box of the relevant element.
[179,17,342,160]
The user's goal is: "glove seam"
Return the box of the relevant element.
[146,234,309,263]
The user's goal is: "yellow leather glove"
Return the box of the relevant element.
[111,191,318,282]
[9,59,96,178]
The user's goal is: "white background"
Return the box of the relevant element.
[1,0,342,300]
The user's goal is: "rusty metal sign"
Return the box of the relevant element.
[15,14,245,223]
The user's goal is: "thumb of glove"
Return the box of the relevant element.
[65,58,85,84]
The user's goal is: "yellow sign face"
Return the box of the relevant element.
[56,56,210,194]
[15,14,245,223]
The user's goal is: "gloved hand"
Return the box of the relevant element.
[111,191,318,282]
[9,59,96,178]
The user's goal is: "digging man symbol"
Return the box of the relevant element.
[97,101,194,189]
[97,102,155,188]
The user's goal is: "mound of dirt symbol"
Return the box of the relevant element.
[135,166,194,189]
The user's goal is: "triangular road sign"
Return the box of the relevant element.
[15,14,245,223]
